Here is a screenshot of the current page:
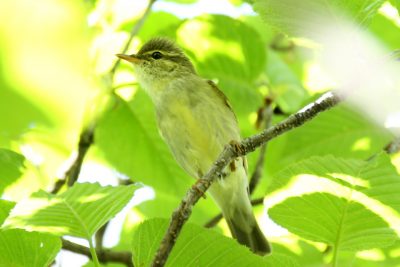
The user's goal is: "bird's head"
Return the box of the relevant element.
[117,38,195,85]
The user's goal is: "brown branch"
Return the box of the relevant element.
[50,0,156,194]
[51,127,95,193]
[384,137,400,154]
[61,238,133,267]
[151,92,342,266]
[249,104,273,194]
[204,104,273,228]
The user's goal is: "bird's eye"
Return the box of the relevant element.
[151,51,162,60]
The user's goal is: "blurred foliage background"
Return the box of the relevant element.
[0,0,400,266]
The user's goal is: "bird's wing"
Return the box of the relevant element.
[207,80,238,123]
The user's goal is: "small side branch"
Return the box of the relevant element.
[51,127,94,193]
[152,92,342,266]
[61,239,133,267]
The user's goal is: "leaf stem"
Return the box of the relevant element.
[331,245,339,267]
[89,238,100,267]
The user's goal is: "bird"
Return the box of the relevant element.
[116,37,271,255]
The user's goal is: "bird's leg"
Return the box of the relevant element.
[229,140,245,155]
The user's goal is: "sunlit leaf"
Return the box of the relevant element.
[389,0,400,15]
[96,93,192,195]
[0,200,15,225]
[3,183,137,239]
[0,229,60,267]
[267,154,400,253]
[266,103,392,175]
[162,0,197,3]
[132,218,298,267]
[253,0,385,35]
[0,149,25,195]
[265,50,308,112]
[136,11,182,40]
[135,190,219,224]
[368,13,400,50]
[177,15,265,132]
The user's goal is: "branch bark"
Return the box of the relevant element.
[151,92,342,266]
[61,238,133,267]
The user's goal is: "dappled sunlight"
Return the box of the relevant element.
[303,61,336,93]
[391,153,400,173]
[178,19,245,64]
[90,31,130,74]
[379,2,400,27]
[265,171,400,236]
[389,247,400,258]
[2,196,71,235]
[0,0,96,130]
[356,248,385,261]
[328,172,370,188]
[77,193,107,204]
[351,137,371,152]
[88,0,149,29]
[264,174,352,209]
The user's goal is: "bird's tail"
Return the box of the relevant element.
[208,158,271,255]
[224,206,271,255]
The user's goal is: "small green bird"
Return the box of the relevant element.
[117,38,271,255]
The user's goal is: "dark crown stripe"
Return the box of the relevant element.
[138,37,183,55]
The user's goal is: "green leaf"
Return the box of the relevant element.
[266,103,392,175]
[131,218,298,267]
[266,154,400,253]
[0,86,52,147]
[135,190,219,224]
[162,0,197,3]
[0,229,60,267]
[389,0,400,15]
[0,149,25,195]
[176,14,265,130]
[96,93,192,195]
[120,11,182,41]
[3,183,137,239]
[253,0,385,36]
[265,50,308,113]
[0,200,15,225]
[368,13,400,50]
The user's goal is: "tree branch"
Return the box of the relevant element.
[61,238,133,267]
[50,0,156,194]
[151,92,342,266]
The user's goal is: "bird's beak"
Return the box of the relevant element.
[116,54,142,63]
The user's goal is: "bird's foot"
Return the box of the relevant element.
[229,140,245,155]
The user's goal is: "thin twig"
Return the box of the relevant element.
[110,0,157,76]
[61,239,133,267]
[204,104,273,228]
[152,92,342,267]
[50,0,156,194]
[249,104,273,194]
